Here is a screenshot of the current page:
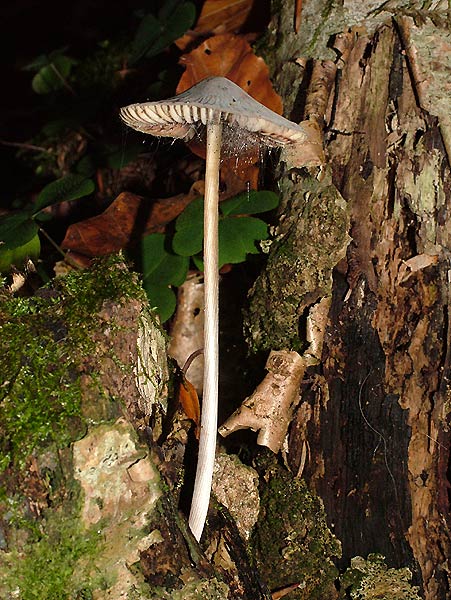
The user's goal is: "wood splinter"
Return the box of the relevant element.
[219,350,307,453]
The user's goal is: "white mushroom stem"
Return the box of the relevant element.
[188,110,222,541]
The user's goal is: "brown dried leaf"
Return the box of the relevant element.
[62,192,143,256]
[178,376,201,439]
[177,33,281,190]
[177,34,282,115]
[294,0,303,33]
[62,189,199,257]
[175,0,254,50]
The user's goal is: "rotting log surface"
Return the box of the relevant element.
[0,258,269,600]
[249,3,451,599]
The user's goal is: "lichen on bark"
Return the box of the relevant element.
[251,459,341,600]
[0,255,234,600]
[245,169,350,352]
[339,554,421,599]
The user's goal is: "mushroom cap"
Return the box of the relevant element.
[120,76,307,146]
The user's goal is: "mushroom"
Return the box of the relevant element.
[120,76,308,541]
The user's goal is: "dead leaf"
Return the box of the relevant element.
[219,153,260,194]
[176,0,254,50]
[177,33,281,189]
[62,189,200,257]
[294,0,303,33]
[62,192,144,256]
[178,376,201,439]
[177,34,282,115]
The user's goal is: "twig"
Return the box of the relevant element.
[0,139,50,153]
[49,62,76,96]
[38,227,81,270]
[182,348,204,376]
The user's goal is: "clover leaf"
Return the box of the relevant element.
[172,190,278,269]
[141,233,189,322]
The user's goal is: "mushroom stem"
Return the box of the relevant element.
[188,111,222,541]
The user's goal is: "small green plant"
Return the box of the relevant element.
[130,0,196,65]
[23,48,78,95]
[141,190,279,321]
[0,175,95,272]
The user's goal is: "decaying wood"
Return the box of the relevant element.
[212,452,260,540]
[221,297,331,454]
[169,272,205,394]
[219,350,307,453]
[251,2,451,598]
[1,260,267,599]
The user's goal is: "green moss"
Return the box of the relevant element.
[251,462,341,599]
[0,491,104,600]
[339,554,421,600]
[149,578,230,600]
[0,254,146,472]
[245,172,350,352]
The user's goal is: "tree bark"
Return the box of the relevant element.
[246,2,451,598]
[0,257,269,599]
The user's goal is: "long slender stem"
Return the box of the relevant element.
[188,111,222,542]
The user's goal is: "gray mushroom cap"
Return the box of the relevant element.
[120,76,307,146]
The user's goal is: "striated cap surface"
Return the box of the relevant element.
[120,76,307,146]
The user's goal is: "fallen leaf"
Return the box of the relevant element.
[178,375,201,438]
[177,33,281,189]
[294,0,303,33]
[219,160,259,196]
[176,0,254,49]
[62,189,200,257]
[177,34,282,115]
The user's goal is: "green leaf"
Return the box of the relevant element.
[130,2,196,64]
[142,233,189,286]
[175,197,204,230]
[172,197,204,256]
[24,47,71,72]
[0,212,38,250]
[0,233,40,272]
[218,217,268,267]
[149,2,196,58]
[192,254,204,271]
[143,282,177,323]
[220,190,279,216]
[75,154,97,177]
[35,175,95,212]
[23,53,52,72]
[130,13,160,64]
[31,54,76,94]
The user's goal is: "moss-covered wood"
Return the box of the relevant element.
[0,256,238,599]
[246,1,451,599]
[251,458,341,600]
